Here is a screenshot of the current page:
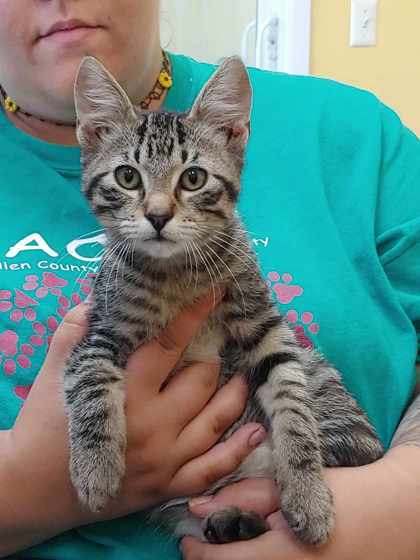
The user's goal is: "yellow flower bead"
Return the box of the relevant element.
[4,96,18,113]
[158,71,173,89]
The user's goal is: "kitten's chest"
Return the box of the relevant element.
[181,321,225,371]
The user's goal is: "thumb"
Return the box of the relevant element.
[189,478,279,518]
[45,303,89,368]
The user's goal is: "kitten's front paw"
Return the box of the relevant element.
[281,477,334,545]
[203,506,268,544]
[70,446,125,512]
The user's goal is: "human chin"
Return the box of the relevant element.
[35,25,108,74]
[37,36,109,100]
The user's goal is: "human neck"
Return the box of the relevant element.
[3,49,167,146]
[4,94,167,146]
[4,111,78,145]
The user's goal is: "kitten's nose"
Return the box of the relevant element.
[145,212,172,233]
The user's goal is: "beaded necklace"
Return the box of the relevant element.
[0,51,172,128]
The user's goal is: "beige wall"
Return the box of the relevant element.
[311,0,420,135]
[160,0,257,65]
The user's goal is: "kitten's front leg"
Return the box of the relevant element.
[64,343,127,512]
[258,355,334,545]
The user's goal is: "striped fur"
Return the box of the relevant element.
[66,56,384,545]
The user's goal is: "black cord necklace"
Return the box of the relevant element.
[0,51,172,128]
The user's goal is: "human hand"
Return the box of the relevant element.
[181,447,420,560]
[104,293,266,516]
[2,297,265,554]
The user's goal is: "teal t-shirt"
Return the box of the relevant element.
[1,53,419,559]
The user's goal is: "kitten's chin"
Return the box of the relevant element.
[137,239,182,260]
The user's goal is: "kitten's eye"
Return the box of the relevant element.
[180,167,208,191]
[115,166,142,190]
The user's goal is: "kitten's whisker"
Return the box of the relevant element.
[53,226,115,268]
[189,240,200,290]
[182,240,189,280]
[178,234,195,289]
[204,242,247,319]
[190,224,253,252]
[130,239,136,270]
[117,241,131,293]
[202,243,225,300]
[191,226,256,271]
[193,221,258,238]
[111,240,130,306]
[105,241,125,299]
[194,224,254,251]
[70,224,124,293]
[184,240,194,288]
[192,241,217,309]
[208,228,252,246]
[72,227,106,240]
[119,241,132,291]
[210,237,256,272]
[103,240,127,313]
[53,227,109,292]
[95,241,123,282]
[72,246,105,298]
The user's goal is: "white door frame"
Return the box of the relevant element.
[256,0,312,74]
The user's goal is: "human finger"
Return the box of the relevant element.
[175,376,248,457]
[267,511,290,531]
[159,360,220,427]
[189,478,279,518]
[44,303,89,373]
[170,423,266,496]
[180,531,286,560]
[126,293,221,392]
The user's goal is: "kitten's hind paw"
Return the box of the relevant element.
[281,478,335,545]
[203,507,268,544]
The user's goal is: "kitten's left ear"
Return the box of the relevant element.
[74,56,136,150]
[188,57,252,152]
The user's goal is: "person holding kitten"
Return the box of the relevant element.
[0,1,419,560]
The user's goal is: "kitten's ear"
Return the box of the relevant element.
[74,56,136,149]
[188,57,252,151]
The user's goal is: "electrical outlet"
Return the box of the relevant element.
[350,0,378,47]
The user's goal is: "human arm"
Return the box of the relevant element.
[182,419,420,560]
[182,373,420,560]
[390,365,420,448]
[181,102,420,559]
[0,301,265,557]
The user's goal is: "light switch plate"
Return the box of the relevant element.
[350,0,378,47]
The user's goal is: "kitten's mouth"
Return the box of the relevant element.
[144,234,175,243]
[140,235,179,259]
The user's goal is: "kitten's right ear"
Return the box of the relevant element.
[74,56,136,150]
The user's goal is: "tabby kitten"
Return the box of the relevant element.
[65,55,383,545]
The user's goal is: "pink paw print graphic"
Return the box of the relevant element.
[23,272,68,299]
[285,310,320,349]
[14,384,33,400]
[75,274,95,300]
[23,272,92,317]
[0,289,38,324]
[0,272,95,383]
[0,330,34,375]
[267,271,320,350]
[267,272,303,304]
[0,290,12,313]
[30,317,60,350]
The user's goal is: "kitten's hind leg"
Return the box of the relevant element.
[307,359,384,467]
[64,349,126,512]
[257,354,334,545]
